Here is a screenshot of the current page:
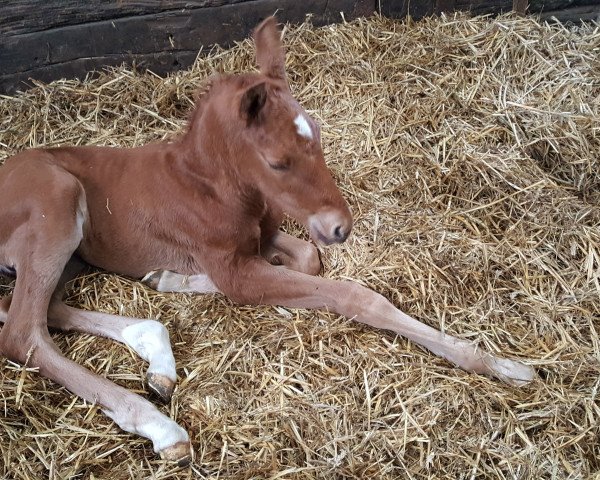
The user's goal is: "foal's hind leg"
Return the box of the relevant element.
[47,256,177,399]
[143,270,220,293]
[0,163,190,463]
[0,299,178,402]
[57,303,178,402]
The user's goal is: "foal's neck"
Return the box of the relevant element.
[175,105,269,218]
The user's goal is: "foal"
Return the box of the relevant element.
[0,17,535,464]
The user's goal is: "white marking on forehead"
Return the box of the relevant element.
[294,114,313,140]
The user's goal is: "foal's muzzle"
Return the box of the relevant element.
[308,209,353,246]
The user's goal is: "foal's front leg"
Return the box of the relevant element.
[220,259,536,386]
[143,231,321,293]
[261,231,321,275]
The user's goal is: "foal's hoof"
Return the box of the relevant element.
[159,441,193,466]
[488,357,537,386]
[142,270,163,290]
[147,372,175,403]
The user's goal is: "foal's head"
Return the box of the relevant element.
[195,17,353,246]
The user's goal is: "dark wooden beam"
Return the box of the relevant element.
[528,0,598,10]
[448,0,597,16]
[538,4,600,21]
[513,0,529,15]
[0,0,376,95]
[453,0,512,15]
[435,0,457,14]
[379,0,435,19]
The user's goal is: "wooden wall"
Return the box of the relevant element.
[1,0,598,95]
[383,0,599,20]
[0,0,373,95]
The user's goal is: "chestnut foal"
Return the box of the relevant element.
[0,18,535,464]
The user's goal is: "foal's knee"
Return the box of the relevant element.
[296,243,321,276]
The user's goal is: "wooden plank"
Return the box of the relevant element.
[0,51,200,94]
[441,0,595,15]
[380,0,435,19]
[529,0,598,11]
[454,0,512,15]
[435,0,457,14]
[513,0,529,14]
[538,3,600,21]
[353,0,379,17]
[0,1,249,36]
[0,0,375,95]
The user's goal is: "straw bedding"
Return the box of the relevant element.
[1,12,599,480]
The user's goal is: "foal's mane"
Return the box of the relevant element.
[186,72,267,133]
[186,75,221,133]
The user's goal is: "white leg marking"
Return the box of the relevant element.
[485,356,536,386]
[187,274,220,293]
[143,270,220,293]
[103,403,189,453]
[75,195,88,238]
[294,114,313,140]
[121,320,177,382]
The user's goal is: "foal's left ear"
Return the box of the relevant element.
[253,17,286,81]
[240,82,268,124]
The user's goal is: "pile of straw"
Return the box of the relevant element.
[1,13,599,480]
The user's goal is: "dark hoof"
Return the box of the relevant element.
[141,270,163,290]
[147,372,175,403]
[159,440,193,466]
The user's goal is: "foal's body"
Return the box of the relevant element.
[0,18,535,465]
[10,143,268,280]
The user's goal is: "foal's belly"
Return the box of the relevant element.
[78,234,207,279]
[74,190,210,279]
[76,201,211,279]
[45,147,208,278]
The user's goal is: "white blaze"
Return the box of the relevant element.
[294,114,313,140]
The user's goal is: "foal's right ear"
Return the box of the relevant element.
[240,82,268,124]
[253,17,286,81]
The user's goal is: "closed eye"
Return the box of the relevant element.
[268,156,292,171]
[269,162,289,171]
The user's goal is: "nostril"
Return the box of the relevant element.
[333,225,350,242]
[333,225,343,240]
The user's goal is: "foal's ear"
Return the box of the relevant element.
[253,17,286,81]
[240,82,268,124]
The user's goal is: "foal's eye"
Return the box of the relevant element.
[269,163,289,171]
[268,157,291,171]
